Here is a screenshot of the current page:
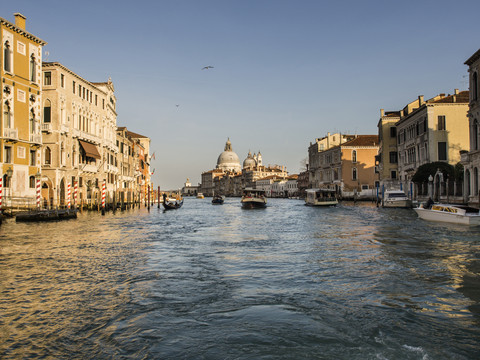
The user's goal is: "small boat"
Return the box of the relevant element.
[212,194,225,205]
[16,209,78,222]
[382,190,412,208]
[305,188,338,206]
[241,188,267,209]
[197,193,204,199]
[414,202,480,225]
[162,194,183,210]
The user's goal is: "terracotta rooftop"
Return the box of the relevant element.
[430,91,469,103]
[341,135,379,147]
[126,130,149,139]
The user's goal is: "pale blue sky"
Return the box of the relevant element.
[2,0,478,189]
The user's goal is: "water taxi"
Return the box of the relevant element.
[414,203,480,225]
[305,188,338,206]
[212,194,225,205]
[241,188,267,209]
[197,193,204,199]
[382,190,412,208]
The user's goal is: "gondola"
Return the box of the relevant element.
[162,194,183,210]
[212,194,225,205]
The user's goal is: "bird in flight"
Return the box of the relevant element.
[202,66,214,70]
[176,104,180,108]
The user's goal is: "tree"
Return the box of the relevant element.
[411,162,455,183]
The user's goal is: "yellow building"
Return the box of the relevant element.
[395,90,469,192]
[377,110,401,189]
[1,14,46,206]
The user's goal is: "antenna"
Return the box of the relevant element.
[44,50,49,61]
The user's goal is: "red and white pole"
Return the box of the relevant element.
[74,181,78,208]
[102,180,106,209]
[67,182,71,209]
[36,177,41,209]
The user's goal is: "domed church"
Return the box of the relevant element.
[216,138,242,173]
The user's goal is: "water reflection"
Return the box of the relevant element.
[1,199,480,359]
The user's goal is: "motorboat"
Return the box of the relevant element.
[197,193,204,199]
[241,188,267,209]
[305,188,338,206]
[414,202,480,225]
[212,194,225,205]
[382,190,412,208]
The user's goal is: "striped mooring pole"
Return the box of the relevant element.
[101,180,106,215]
[74,181,78,209]
[36,177,41,209]
[0,177,3,212]
[67,182,71,210]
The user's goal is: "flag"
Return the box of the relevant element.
[151,168,155,175]
[151,152,156,160]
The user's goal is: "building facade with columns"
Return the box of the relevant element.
[40,62,118,207]
[1,13,46,207]
[463,49,480,205]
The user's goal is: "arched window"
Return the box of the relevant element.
[473,72,478,101]
[474,168,479,196]
[3,174,10,188]
[30,54,36,82]
[43,99,51,123]
[352,150,357,163]
[30,109,35,134]
[45,147,51,165]
[4,41,11,72]
[29,176,36,189]
[352,167,357,181]
[3,101,11,128]
[474,119,479,151]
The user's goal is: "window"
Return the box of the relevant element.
[73,81,76,94]
[391,170,397,179]
[44,72,51,86]
[3,101,11,128]
[438,116,446,130]
[423,119,427,133]
[45,147,51,165]
[95,94,98,106]
[390,127,396,138]
[43,99,51,123]
[4,146,12,163]
[30,150,36,166]
[473,72,478,101]
[473,119,479,151]
[4,41,12,72]
[389,151,398,163]
[352,167,357,180]
[30,54,36,82]
[61,74,65,88]
[438,142,447,161]
[352,150,357,163]
[29,176,35,189]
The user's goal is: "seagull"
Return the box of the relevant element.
[176,104,180,108]
[202,66,214,70]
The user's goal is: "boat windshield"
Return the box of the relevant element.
[387,193,407,198]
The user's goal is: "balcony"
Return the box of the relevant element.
[42,123,52,133]
[106,164,119,174]
[30,133,42,144]
[60,124,69,134]
[3,128,18,141]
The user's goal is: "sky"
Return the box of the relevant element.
[1,0,479,189]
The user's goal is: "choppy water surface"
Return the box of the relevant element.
[1,198,480,359]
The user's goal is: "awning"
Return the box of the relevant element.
[79,140,101,159]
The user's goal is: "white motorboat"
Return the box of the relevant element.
[305,188,338,206]
[241,188,267,209]
[414,203,480,225]
[197,193,204,199]
[382,190,412,208]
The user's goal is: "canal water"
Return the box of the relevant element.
[1,198,480,359]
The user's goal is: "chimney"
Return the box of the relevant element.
[14,13,26,30]
[454,88,459,95]
[418,95,424,106]
[380,109,385,117]
[400,110,404,117]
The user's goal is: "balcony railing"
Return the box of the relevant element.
[60,124,69,134]
[3,128,18,141]
[30,133,42,144]
[42,123,52,133]
[81,164,98,173]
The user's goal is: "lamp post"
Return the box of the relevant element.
[6,167,13,209]
[428,174,433,199]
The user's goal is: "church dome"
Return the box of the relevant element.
[243,151,256,169]
[217,138,242,172]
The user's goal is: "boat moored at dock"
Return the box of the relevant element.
[414,202,480,225]
[305,188,338,206]
[382,190,412,208]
